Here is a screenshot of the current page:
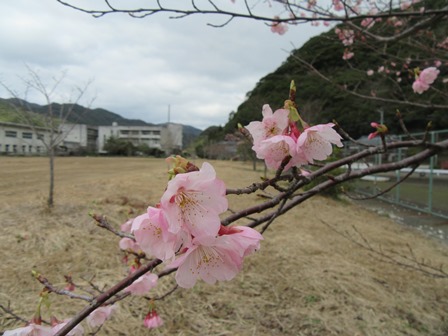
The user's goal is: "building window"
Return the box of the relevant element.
[120,130,129,135]
[153,131,160,136]
[22,132,33,139]
[22,145,26,152]
[5,144,9,152]
[29,145,33,153]
[37,133,44,140]
[5,130,17,138]
[13,145,17,153]
[36,146,41,153]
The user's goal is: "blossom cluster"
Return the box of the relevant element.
[245,104,343,171]
[122,159,263,289]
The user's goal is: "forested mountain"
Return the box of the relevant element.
[0,98,150,126]
[224,15,447,139]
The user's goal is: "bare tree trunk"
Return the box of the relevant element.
[48,148,55,208]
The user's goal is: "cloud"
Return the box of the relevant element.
[0,0,327,130]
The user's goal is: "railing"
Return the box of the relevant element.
[345,130,448,220]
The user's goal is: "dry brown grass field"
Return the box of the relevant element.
[1,156,447,336]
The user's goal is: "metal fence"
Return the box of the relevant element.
[346,130,448,220]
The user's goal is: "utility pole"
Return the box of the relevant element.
[168,104,170,124]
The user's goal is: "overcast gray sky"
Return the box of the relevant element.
[0,0,327,130]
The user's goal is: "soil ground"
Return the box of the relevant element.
[1,156,447,336]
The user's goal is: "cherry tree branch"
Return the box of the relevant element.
[56,0,448,42]
[289,54,448,110]
[54,258,162,336]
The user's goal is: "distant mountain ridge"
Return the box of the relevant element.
[0,98,202,146]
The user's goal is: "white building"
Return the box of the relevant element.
[0,122,52,155]
[0,121,184,156]
[97,122,183,154]
[59,124,98,154]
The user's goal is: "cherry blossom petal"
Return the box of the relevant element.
[3,324,53,336]
[160,162,227,238]
[125,273,158,295]
[297,123,343,163]
[52,320,84,336]
[132,208,182,261]
[87,305,117,328]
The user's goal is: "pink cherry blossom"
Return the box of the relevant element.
[143,310,164,329]
[119,237,140,253]
[368,122,388,140]
[367,69,374,76]
[400,1,411,10]
[219,225,264,257]
[52,320,84,336]
[434,60,442,67]
[412,67,439,94]
[333,0,344,11]
[160,162,227,238]
[245,104,289,150]
[297,123,343,163]
[270,16,288,35]
[342,50,354,60]
[3,324,53,336]
[86,305,116,328]
[256,135,306,170]
[419,67,439,85]
[121,218,133,232]
[412,79,430,94]
[168,235,243,288]
[125,272,158,295]
[132,208,184,261]
[361,18,375,28]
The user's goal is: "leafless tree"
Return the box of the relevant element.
[1,66,93,208]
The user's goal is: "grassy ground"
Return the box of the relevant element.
[1,157,447,336]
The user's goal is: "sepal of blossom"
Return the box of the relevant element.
[368,122,388,140]
[297,123,343,163]
[166,155,199,179]
[86,305,117,328]
[143,310,164,329]
[51,318,84,336]
[64,275,75,291]
[3,324,53,336]
[132,208,184,261]
[125,272,158,295]
[283,99,301,123]
[167,235,243,288]
[64,282,75,292]
[160,162,227,238]
[245,104,289,150]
